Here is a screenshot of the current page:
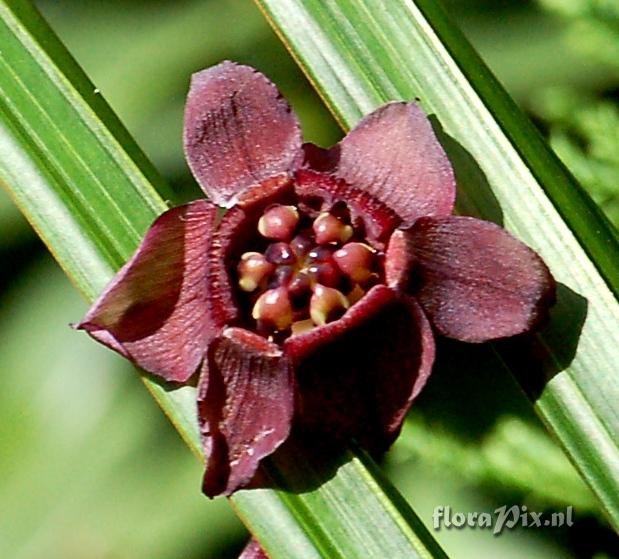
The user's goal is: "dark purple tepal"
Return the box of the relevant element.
[77,62,555,497]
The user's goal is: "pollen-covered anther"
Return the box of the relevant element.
[333,242,376,283]
[252,287,293,331]
[309,284,350,326]
[258,204,300,241]
[237,252,275,292]
[313,212,354,245]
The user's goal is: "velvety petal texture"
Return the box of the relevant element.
[76,201,217,382]
[284,285,396,363]
[409,216,556,342]
[333,102,456,225]
[198,328,294,497]
[184,61,302,207]
[384,228,416,291]
[293,294,435,450]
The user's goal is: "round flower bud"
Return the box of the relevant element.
[306,262,342,288]
[309,284,350,326]
[313,212,353,245]
[258,204,299,241]
[333,242,376,283]
[252,287,293,332]
[237,252,274,292]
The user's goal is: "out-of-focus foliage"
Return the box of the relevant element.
[532,91,619,226]
[392,416,597,514]
[533,0,619,227]
[539,0,619,69]
[0,256,247,559]
[0,0,617,558]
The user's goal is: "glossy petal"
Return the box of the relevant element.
[334,102,456,225]
[198,328,294,497]
[292,293,435,450]
[410,216,556,342]
[77,201,218,382]
[184,61,302,207]
[239,539,269,559]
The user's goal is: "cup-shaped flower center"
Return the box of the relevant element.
[236,201,384,340]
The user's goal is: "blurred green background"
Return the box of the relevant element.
[1,0,618,557]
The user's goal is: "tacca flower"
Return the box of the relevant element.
[77,61,555,497]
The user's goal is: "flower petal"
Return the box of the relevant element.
[292,293,435,450]
[184,61,302,207]
[384,228,416,291]
[410,216,556,342]
[334,102,456,225]
[301,142,339,172]
[285,284,396,363]
[239,539,268,559]
[198,328,294,497]
[76,201,218,383]
[294,169,401,243]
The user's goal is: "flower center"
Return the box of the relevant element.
[236,202,384,339]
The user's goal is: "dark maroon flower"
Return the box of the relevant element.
[76,61,555,497]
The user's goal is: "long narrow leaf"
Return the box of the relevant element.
[0,1,448,557]
[256,0,619,527]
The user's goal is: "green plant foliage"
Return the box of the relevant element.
[532,0,619,229]
[533,91,619,227]
[539,0,619,70]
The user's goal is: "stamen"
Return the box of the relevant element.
[252,287,293,331]
[309,284,350,326]
[236,196,385,340]
[333,242,376,283]
[288,272,312,307]
[264,242,296,265]
[313,212,354,245]
[307,245,335,263]
[291,319,314,336]
[290,234,313,258]
[258,204,299,241]
[306,262,342,288]
[237,252,274,292]
[269,265,294,288]
[347,284,366,306]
